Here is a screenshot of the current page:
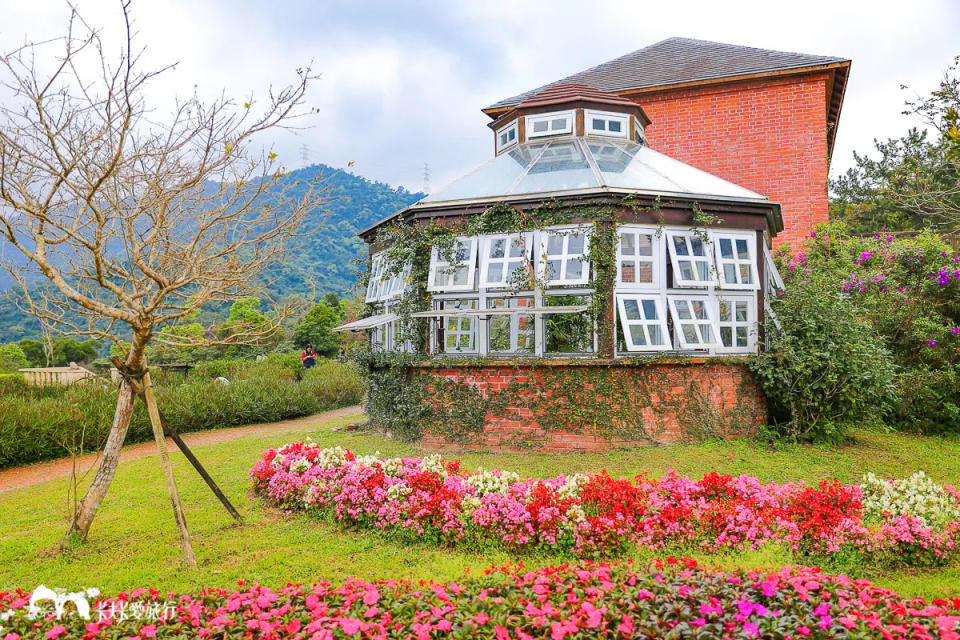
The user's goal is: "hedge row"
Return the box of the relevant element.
[0,360,365,469]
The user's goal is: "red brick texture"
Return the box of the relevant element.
[637,74,830,248]
[414,360,766,453]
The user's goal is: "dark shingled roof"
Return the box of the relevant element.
[514,82,641,109]
[484,37,848,112]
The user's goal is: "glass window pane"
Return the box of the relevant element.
[679,261,694,281]
[637,234,653,256]
[695,260,710,281]
[720,238,733,259]
[719,300,731,322]
[547,234,563,254]
[629,325,646,345]
[641,299,657,319]
[673,236,689,256]
[736,302,748,322]
[721,326,732,347]
[675,301,692,320]
[691,300,708,319]
[621,233,635,255]
[592,118,605,130]
[460,317,471,331]
[682,324,699,344]
[621,261,636,283]
[623,299,640,320]
[533,120,549,133]
[690,236,706,257]
[700,324,715,343]
[487,263,503,283]
[739,264,753,283]
[566,259,583,279]
[551,118,567,130]
[547,259,561,280]
[648,324,663,346]
[735,239,749,258]
[723,263,737,283]
[453,266,469,285]
[609,120,622,133]
[568,232,585,254]
[637,262,653,283]
[509,237,525,257]
[490,238,506,259]
[736,326,748,347]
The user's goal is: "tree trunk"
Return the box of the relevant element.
[61,334,147,544]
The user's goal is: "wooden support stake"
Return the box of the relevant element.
[141,364,198,568]
[112,357,243,523]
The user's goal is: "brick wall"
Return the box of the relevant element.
[414,360,766,453]
[637,74,830,248]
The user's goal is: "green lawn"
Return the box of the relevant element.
[1,415,959,597]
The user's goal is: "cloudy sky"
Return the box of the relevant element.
[2,0,958,194]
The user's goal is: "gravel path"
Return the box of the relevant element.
[0,406,363,494]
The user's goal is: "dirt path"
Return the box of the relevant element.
[0,406,363,494]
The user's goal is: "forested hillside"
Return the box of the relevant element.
[0,164,422,342]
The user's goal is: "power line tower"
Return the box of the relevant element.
[422,162,431,194]
[299,143,311,167]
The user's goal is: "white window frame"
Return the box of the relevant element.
[585,110,629,139]
[537,225,591,287]
[479,233,533,290]
[365,252,389,303]
[485,296,536,355]
[713,232,760,290]
[616,294,671,352]
[633,117,646,144]
[763,244,785,292]
[667,294,720,350]
[617,225,662,290]
[495,121,518,153]
[434,298,479,354]
[716,295,757,353]
[386,260,412,299]
[427,237,478,293]
[525,110,574,139]
[666,230,716,288]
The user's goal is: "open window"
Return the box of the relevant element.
[716,295,756,352]
[666,231,714,287]
[713,233,759,290]
[479,233,533,289]
[427,237,478,292]
[617,226,660,289]
[386,260,412,299]
[365,253,389,303]
[667,295,719,349]
[616,294,671,352]
[538,226,591,286]
[543,294,594,354]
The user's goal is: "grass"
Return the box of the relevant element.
[1,416,959,598]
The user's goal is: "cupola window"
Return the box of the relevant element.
[526,111,573,139]
[496,121,518,153]
[585,110,629,139]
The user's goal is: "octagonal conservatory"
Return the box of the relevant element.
[338,83,785,452]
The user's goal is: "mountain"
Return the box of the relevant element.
[0,164,423,343]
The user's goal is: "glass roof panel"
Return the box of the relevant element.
[510,140,599,194]
[422,145,539,203]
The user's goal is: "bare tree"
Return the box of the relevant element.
[0,2,323,552]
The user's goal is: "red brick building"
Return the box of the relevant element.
[482,38,850,248]
[343,38,849,451]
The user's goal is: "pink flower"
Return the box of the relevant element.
[139,625,157,638]
[363,590,380,606]
[45,627,67,640]
[743,621,759,637]
[340,618,363,635]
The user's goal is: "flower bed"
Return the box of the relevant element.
[3,561,959,639]
[251,443,960,565]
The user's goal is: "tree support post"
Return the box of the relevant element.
[141,364,198,568]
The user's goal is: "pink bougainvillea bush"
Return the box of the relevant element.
[251,442,960,566]
[3,561,960,639]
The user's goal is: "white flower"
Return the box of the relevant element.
[466,468,519,496]
[289,457,311,474]
[386,482,412,501]
[860,471,960,527]
[420,454,448,478]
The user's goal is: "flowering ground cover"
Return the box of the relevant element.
[252,443,960,568]
[3,560,959,639]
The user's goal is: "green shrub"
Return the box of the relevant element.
[751,282,897,443]
[0,360,366,468]
[772,224,960,434]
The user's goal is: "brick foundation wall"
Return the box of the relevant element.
[412,359,766,453]
[636,74,830,248]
